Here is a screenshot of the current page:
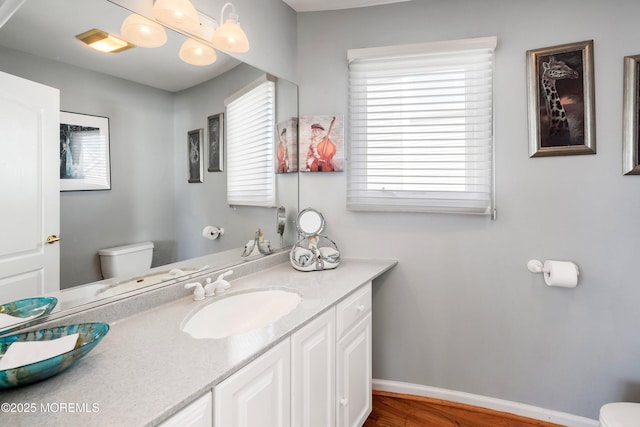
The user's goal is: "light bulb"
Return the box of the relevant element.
[152,0,200,32]
[212,16,249,53]
[179,39,217,66]
[121,14,167,48]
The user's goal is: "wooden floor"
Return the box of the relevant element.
[364,391,564,427]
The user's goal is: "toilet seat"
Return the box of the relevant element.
[600,402,640,427]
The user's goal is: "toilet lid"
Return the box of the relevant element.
[600,402,640,427]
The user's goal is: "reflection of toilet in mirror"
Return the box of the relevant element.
[599,402,640,427]
[98,242,154,279]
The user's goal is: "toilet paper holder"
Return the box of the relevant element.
[527,259,580,288]
[202,225,225,240]
[527,259,549,273]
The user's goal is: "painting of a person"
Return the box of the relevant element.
[299,115,343,172]
[305,123,323,171]
[306,117,336,172]
[277,128,289,173]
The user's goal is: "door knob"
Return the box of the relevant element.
[46,235,61,244]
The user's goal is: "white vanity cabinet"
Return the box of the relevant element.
[213,281,373,427]
[291,307,336,427]
[336,282,373,427]
[159,391,212,427]
[214,338,291,427]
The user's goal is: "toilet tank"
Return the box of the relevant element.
[98,242,154,279]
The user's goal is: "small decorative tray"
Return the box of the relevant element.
[0,297,58,335]
[0,322,109,389]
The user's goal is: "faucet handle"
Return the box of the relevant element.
[204,278,215,297]
[184,282,204,301]
[216,270,233,282]
[214,270,233,293]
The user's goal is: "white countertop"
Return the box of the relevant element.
[0,258,396,426]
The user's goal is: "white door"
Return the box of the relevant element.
[0,71,60,302]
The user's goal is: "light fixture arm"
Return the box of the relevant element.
[220,2,237,24]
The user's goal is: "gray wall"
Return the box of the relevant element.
[297,0,640,420]
[172,63,299,261]
[0,46,176,288]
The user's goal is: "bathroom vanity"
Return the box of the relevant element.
[0,255,395,426]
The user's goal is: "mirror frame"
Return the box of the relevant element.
[296,208,325,237]
[0,0,300,329]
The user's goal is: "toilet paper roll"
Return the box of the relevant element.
[543,260,579,288]
[202,226,223,240]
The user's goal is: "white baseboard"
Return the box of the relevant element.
[372,379,599,427]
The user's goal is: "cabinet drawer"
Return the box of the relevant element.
[336,282,371,339]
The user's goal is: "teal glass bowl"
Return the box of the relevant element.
[0,322,109,388]
[0,297,58,335]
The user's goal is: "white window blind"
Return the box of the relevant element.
[347,37,497,217]
[225,75,276,207]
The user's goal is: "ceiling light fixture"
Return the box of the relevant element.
[129,1,250,66]
[179,38,217,66]
[211,2,249,53]
[121,14,167,48]
[76,29,135,53]
[152,0,200,33]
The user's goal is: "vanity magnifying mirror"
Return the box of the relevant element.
[291,208,340,272]
[296,208,326,237]
[0,0,299,322]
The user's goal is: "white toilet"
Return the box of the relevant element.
[98,241,154,279]
[600,402,640,427]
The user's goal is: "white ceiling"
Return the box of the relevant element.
[282,0,411,12]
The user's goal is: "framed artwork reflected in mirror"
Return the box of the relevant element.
[208,113,224,172]
[60,111,111,191]
[188,128,203,183]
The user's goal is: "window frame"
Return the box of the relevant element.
[347,37,497,218]
[225,74,277,208]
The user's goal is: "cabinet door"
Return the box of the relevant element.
[159,392,212,427]
[291,308,335,427]
[214,338,291,427]
[336,313,372,427]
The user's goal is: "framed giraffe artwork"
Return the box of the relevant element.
[622,54,640,175]
[526,40,596,157]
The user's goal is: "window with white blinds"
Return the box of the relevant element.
[347,37,497,217]
[225,75,276,207]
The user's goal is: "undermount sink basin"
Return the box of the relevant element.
[181,290,302,339]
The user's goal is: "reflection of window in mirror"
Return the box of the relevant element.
[225,74,276,207]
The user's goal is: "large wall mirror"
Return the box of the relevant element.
[0,0,298,318]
